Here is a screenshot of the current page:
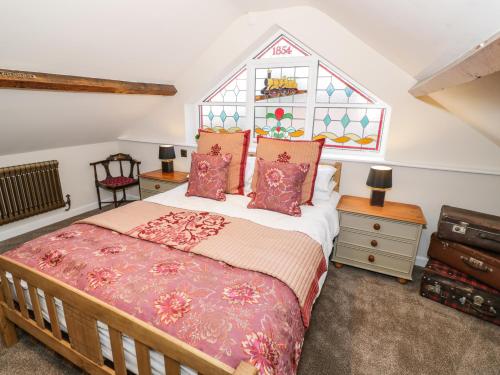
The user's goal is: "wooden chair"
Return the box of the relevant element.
[90,153,141,209]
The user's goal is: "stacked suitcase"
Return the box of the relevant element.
[420,205,500,325]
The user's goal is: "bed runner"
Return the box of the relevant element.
[78,201,326,327]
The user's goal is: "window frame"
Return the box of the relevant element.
[193,31,391,158]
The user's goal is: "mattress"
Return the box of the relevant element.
[6,184,340,374]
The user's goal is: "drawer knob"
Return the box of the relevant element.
[373,223,381,230]
[371,240,378,247]
[368,255,375,263]
[155,184,161,190]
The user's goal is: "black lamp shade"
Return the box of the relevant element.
[366,166,392,189]
[159,145,176,160]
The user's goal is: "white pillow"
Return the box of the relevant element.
[315,165,336,192]
[312,165,337,201]
[244,156,256,193]
[313,179,337,201]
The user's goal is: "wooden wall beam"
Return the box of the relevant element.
[0,69,177,96]
[409,32,500,97]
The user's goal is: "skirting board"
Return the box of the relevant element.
[0,195,140,241]
[0,201,102,241]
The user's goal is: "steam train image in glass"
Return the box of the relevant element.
[260,70,299,98]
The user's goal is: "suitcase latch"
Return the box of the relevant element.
[473,295,484,307]
[425,283,441,295]
[452,222,468,235]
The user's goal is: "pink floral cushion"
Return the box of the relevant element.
[186,152,232,201]
[100,176,136,187]
[248,158,310,217]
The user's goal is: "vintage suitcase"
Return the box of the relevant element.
[428,233,500,290]
[420,259,499,326]
[438,205,500,254]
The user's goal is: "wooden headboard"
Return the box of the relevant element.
[248,152,342,193]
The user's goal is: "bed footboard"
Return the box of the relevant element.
[0,256,257,375]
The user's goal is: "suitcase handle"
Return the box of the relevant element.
[460,256,493,273]
[479,232,500,243]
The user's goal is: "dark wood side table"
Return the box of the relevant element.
[332,195,426,284]
[139,170,189,199]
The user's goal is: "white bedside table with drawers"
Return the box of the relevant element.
[332,195,426,284]
[139,170,189,199]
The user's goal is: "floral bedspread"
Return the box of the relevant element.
[4,223,305,375]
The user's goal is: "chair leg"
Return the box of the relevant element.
[96,186,102,210]
[123,188,127,202]
[113,190,118,208]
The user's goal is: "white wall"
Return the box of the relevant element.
[430,71,500,146]
[0,141,121,240]
[121,6,500,173]
[118,139,500,267]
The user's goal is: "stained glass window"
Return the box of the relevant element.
[313,107,385,150]
[254,106,306,140]
[197,32,390,155]
[316,64,372,104]
[254,35,310,59]
[255,66,309,104]
[204,67,247,103]
[199,105,246,133]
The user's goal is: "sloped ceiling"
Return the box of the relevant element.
[234,0,500,79]
[0,0,241,155]
[1,0,499,155]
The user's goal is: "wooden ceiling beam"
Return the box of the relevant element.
[0,68,177,96]
[409,32,500,97]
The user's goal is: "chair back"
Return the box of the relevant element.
[90,153,141,181]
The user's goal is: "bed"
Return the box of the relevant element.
[0,161,341,375]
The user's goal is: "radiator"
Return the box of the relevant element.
[0,160,70,225]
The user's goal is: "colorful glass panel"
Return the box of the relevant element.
[254,106,306,140]
[254,35,310,59]
[204,67,247,103]
[199,105,246,133]
[255,66,309,103]
[312,107,385,150]
[316,64,373,104]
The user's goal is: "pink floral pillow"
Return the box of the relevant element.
[248,158,310,216]
[186,152,232,201]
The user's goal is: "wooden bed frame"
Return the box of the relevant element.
[0,161,342,375]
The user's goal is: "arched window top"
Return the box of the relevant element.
[196,32,390,155]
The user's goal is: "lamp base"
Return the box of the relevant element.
[370,190,386,207]
[161,160,174,173]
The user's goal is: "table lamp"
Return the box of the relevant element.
[159,145,176,173]
[366,166,392,206]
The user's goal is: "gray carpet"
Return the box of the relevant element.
[1,208,499,375]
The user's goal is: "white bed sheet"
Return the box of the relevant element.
[7,185,340,375]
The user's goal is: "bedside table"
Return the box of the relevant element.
[139,170,189,199]
[332,195,426,284]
